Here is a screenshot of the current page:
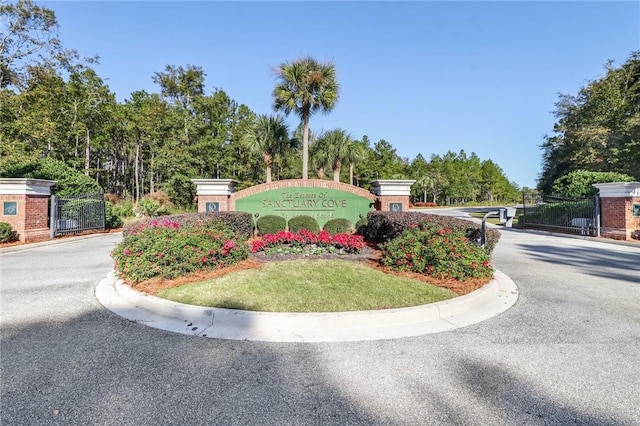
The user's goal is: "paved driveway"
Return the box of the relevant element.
[1,223,639,425]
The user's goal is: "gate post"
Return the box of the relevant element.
[594,196,601,237]
[50,195,58,239]
[593,182,640,240]
[0,178,56,243]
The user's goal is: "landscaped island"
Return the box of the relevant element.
[112,211,500,313]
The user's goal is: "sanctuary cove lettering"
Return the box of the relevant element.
[234,186,374,229]
[261,192,347,210]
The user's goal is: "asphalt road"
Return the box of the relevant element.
[1,219,639,425]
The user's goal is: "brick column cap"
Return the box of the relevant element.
[371,180,416,196]
[192,179,239,196]
[0,178,56,195]
[593,182,640,198]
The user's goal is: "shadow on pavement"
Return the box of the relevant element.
[0,309,383,425]
[512,243,640,284]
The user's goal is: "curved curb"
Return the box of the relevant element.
[95,270,519,342]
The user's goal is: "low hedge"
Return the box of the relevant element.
[361,211,500,254]
[323,218,352,234]
[256,215,287,235]
[123,212,253,238]
[288,215,320,233]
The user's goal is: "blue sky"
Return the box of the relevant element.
[42,1,639,188]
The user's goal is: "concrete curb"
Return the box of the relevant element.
[95,270,519,342]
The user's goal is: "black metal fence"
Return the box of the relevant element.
[521,193,600,236]
[50,192,105,237]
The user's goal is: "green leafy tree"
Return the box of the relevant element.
[539,51,640,192]
[0,0,61,89]
[551,170,635,198]
[273,56,339,179]
[2,156,101,196]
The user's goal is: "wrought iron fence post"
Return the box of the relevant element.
[594,195,601,237]
[521,191,527,227]
[49,195,58,239]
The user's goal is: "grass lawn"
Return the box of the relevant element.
[157,259,458,312]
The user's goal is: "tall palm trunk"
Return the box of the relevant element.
[349,162,355,185]
[264,153,273,183]
[302,112,310,179]
[333,160,342,182]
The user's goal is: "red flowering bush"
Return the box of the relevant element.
[112,223,248,283]
[380,223,493,281]
[251,229,365,254]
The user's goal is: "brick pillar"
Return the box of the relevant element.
[593,182,640,241]
[191,179,239,212]
[0,179,56,243]
[371,180,416,212]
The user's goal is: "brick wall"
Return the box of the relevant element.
[600,196,640,240]
[0,194,27,237]
[0,194,50,242]
[197,195,231,212]
[377,195,411,212]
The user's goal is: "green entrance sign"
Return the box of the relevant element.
[235,187,373,229]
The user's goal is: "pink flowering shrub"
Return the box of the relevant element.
[251,229,365,254]
[380,223,493,281]
[124,219,181,236]
[112,223,248,283]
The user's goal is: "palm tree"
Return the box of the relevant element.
[318,129,351,182]
[345,139,366,185]
[310,135,331,179]
[242,114,292,183]
[273,56,339,179]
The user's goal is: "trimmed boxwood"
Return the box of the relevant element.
[256,215,287,235]
[0,222,16,243]
[323,218,352,234]
[288,215,320,233]
[123,212,253,238]
[362,211,501,254]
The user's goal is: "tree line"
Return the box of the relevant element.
[539,51,640,193]
[1,0,521,206]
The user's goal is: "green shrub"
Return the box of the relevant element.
[123,212,253,239]
[355,216,368,235]
[323,218,352,234]
[0,222,16,243]
[113,200,135,218]
[288,215,320,233]
[362,211,500,255]
[112,222,249,284]
[105,201,124,229]
[256,215,287,235]
[136,197,162,217]
[381,223,493,281]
